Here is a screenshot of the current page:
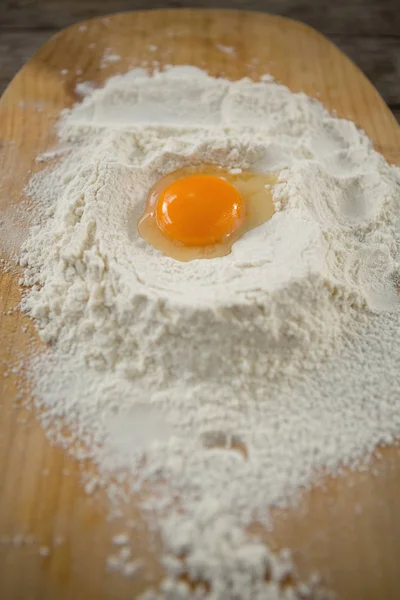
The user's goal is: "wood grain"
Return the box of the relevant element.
[0,31,52,95]
[2,0,400,119]
[2,30,400,121]
[1,9,400,600]
[392,108,400,122]
[3,0,400,36]
[330,35,400,107]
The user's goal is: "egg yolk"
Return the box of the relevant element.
[155,174,244,247]
[137,164,278,262]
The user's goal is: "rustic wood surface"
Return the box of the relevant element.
[1,0,400,123]
[1,9,400,600]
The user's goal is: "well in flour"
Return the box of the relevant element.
[138,163,277,261]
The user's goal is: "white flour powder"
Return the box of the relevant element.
[17,67,400,599]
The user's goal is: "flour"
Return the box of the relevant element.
[16,67,400,599]
[100,49,122,69]
[20,68,400,384]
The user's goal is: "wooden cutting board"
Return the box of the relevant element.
[1,9,400,600]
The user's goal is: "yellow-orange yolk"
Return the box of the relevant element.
[155,174,244,247]
[137,164,277,262]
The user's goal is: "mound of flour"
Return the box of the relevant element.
[18,67,400,599]
[20,67,400,385]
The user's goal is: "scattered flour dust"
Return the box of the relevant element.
[13,67,400,599]
[100,48,122,69]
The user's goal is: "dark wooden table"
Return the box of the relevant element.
[1,0,399,121]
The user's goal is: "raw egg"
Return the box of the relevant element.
[138,165,277,261]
